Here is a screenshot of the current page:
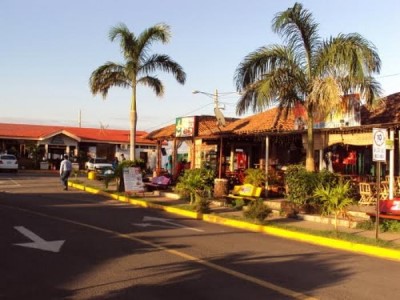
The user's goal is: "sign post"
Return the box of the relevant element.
[372,128,387,239]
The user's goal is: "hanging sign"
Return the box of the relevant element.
[372,128,386,162]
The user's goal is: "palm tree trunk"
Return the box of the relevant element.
[306,107,315,172]
[130,84,137,161]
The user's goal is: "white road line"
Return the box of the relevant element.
[0,178,21,187]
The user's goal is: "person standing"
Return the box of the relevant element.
[112,157,119,169]
[60,154,72,190]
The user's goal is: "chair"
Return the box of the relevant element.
[358,182,377,206]
[379,181,389,200]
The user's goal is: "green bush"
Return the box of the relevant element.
[356,220,375,230]
[285,164,339,213]
[232,198,245,210]
[243,199,272,223]
[314,180,354,234]
[174,167,215,203]
[381,220,400,232]
[243,168,266,187]
[191,191,211,213]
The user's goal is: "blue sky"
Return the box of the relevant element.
[2,0,400,132]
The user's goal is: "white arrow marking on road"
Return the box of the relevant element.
[14,226,65,253]
[142,216,204,232]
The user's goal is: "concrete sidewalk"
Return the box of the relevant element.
[71,173,400,261]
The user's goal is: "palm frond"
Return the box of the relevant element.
[272,2,320,66]
[308,76,342,119]
[136,23,171,61]
[235,45,305,115]
[109,23,137,60]
[89,62,130,98]
[139,54,186,84]
[137,76,164,96]
[235,45,299,91]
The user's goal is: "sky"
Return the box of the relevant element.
[2,0,400,133]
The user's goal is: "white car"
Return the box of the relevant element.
[0,154,18,172]
[85,158,113,171]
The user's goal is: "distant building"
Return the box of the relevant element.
[0,123,158,170]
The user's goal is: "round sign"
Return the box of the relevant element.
[373,130,385,146]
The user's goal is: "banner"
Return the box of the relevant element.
[123,167,145,192]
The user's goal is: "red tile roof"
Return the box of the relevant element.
[222,106,296,135]
[361,92,400,125]
[145,115,240,140]
[0,123,155,144]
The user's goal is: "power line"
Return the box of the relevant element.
[377,73,400,79]
[144,102,214,132]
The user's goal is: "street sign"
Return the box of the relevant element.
[373,128,387,162]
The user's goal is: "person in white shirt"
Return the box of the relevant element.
[60,154,72,190]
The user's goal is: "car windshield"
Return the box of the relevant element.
[1,155,16,160]
[95,158,108,163]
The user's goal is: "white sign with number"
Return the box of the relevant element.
[372,128,387,161]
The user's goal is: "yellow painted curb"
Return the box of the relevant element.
[203,214,400,261]
[70,182,400,262]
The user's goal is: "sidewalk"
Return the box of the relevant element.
[73,173,400,245]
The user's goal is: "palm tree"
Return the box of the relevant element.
[90,23,186,161]
[234,2,381,171]
[314,180,354,235]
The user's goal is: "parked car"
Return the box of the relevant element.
[85,158,113,171]
[0,154,18,172]
[95,166,115,180]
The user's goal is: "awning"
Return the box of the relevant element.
[328,132,372,146]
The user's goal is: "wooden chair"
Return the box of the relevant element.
[379,181,389,200]
[358,182,377,206]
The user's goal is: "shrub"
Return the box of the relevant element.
[243,199,272,223]
[314,180,354,234]
[243,168,266,187]
[232,198,245,210]
[174,167,215,203]
[381,220,400,232]
[285,165,340,213]
[191,190,211,213]
[356,220,375,230]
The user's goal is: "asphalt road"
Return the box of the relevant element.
[0,172,399,300]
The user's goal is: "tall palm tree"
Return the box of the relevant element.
[90,23,186,161]
[235,2,381,171]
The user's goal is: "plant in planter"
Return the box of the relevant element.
[314,180,354,235]
[174,167,215,213]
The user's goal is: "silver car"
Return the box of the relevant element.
[0,154,18,172]
[85,158,113,171]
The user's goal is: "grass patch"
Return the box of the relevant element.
[216,213,400,250]
[266,221,400,250]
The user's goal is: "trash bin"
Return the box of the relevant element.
[88,171,96,180]
[214,178,228,198]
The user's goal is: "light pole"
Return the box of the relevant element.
[192,89,226,179]
[192,89,220,110]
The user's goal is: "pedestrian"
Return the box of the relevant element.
[60,154,72,190]
[121,153,126,161]
[112,157,119,169]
